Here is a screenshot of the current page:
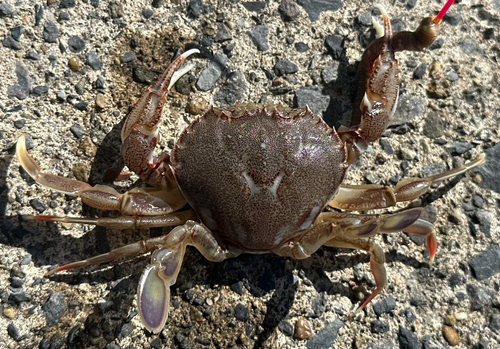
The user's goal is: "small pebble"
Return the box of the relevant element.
[442,325,459,346]
[185,96,207,115]
[455,312,467,321]
[294,317,313,339]
[69,57,81,71]
[3,308,16,319]
[445,315,457,326]
[95,94,106,109]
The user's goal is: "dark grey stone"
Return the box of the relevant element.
[448,141,473,155]
[142,8,153,19]
[459,37,480,54]
[279,0,301,21]
[324,34,344,59]
[398,327,420,349]
[297,0,342,22]
[58,11,70,21]
[214,23,232,42]
[116,323,134,339]
[43,292,67,326]
[273,59,298,76]
[372,297,396,316]
[242,1,268,12]
[60,0,76,8]
[196,52,228,91]
[391,95,425,125]
[132,66,155,85]
[31,85,49,97]
[9,290,28,304]
[423,112,444,139]
[278,321,293,336]
[43,21,59,43]
[473,195,484,208]
[295,42,309,52]
[380,139,394,155]
[0,3,14,17]
[87,51,103,70]
[447,71,459,82]
[306,319,343,349]
[74,102,89,110]
[34,5,44,26]
[477,143,500,194]
[421,163,446,178]
[248,25,269,51]
[120,52,136,64]
[10,26,23,41]
[321,63,339,84]
[67,36,85,53]
[14,119,25,129]
[468,247,500,280]
[25,50,41,60]
[70,124,85,138]
[214,71,247,106]
[443,12,462,26]
[187,0,203,18]
[7,322,22,341]
[357,11,372,26]
[2,37,22,50]
[449,273,463,288]
[30,198,47,213]
[403,308,417,323]
[490,314,500,333]
[234,303,250,322]
[295,86,330,117]
[413,63,427,79]
[230,282,243,295]
[20,254,32,266]
[466,284,494,310]
[371,320,389,334]
[475,210,492,237]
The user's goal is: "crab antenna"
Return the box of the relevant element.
[435,0,455,22]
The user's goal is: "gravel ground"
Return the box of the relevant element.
[1,0,500,348]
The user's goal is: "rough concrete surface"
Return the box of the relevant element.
[1,0,499,348]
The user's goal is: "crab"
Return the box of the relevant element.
[15,0,485,334]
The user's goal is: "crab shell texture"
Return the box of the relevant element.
[171,103,347,251]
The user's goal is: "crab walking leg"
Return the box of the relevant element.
[26,209,197,230]
[137,221,238,333]
[272,221,387,309]
[329,154,486,210]
[120,49,200,190]
[324,237,387,311]
[16,134,186,215]
[318,209,437,265]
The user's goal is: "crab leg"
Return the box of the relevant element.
[47,220,236,333]
[329,154,485,210]
[26,209,196,230]
[318,209,436,265]
[342,0,455,162]
[325,237,387,311]
[16,134,186,215]
[120,49,199,190]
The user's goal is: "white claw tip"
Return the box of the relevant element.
[181,48,200,59]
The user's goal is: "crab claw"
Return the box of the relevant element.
[137,245,186,333]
